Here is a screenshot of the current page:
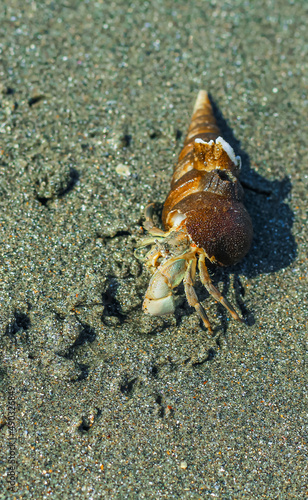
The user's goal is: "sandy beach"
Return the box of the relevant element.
[0,0,307,498]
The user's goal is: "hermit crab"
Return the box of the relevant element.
[137,91,253,333]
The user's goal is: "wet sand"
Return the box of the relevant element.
[0,1,307,498]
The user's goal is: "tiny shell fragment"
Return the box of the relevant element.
[115,163,131,177]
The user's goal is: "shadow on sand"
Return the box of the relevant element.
[210,93,296,277]
[204,94,297,330]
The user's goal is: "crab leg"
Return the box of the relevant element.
[143,203,166,235]
[198,253,243,323]
[183,258,213,333]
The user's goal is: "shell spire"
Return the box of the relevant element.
[172,91,221,185]
[184,90,220,146]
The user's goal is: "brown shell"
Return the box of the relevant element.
[162,91,253,267]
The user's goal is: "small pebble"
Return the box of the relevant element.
[115,163,130,177]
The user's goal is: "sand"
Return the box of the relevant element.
[0,0,307,498]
